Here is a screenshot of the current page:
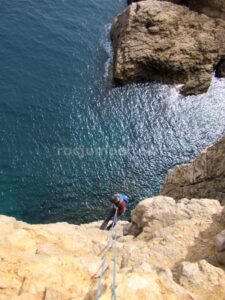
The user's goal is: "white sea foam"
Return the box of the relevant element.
[100,24,113,80]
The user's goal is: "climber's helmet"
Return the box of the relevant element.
[110,194,120,204]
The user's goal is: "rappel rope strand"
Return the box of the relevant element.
[112,208,118,300]
[95,232,112,300]
[96,207,118,300]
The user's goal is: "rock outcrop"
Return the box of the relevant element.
[1,196,225,299]
[127,0,225,20]
[160,135,225,204]
[178,0,225,20]
[111,0,225,95]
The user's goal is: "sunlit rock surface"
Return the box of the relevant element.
[1,196,225,299]
[111,0,225,95]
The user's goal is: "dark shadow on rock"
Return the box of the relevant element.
[215,58,225,78]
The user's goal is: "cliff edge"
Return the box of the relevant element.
[1,196,225,299]
[160,135,225,204]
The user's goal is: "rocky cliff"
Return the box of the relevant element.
[187,0,225,20]
[111,0,225,95]
[1,196,225,299]
[128,0,225,20]
[160,135,225,204]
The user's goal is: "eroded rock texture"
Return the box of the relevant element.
[111,0,225,95]
[160,135,225,204]
[184,0,225,20]
[1,196,225,299]
[128,0,225,20]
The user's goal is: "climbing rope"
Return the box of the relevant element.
[112,208,118,300]
[96,207,118,300]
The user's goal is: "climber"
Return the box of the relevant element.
[100,193,129,230]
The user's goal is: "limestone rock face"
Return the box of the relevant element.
[128,0,225,20]
[180,260,225,298]
[184,0,225,20]
[1,196,225,299]
[125,196,224,271]
[160,135,225,204]
[111,0,225,95]
[126,196,221,236]
[215,230,225,252]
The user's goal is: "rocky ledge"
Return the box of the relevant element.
[160,135,225,204]
[1,196,225,299]
[111,0,225,95]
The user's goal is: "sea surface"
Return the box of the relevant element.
[1,0,225,224]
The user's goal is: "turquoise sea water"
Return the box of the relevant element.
[1,0,225,224]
